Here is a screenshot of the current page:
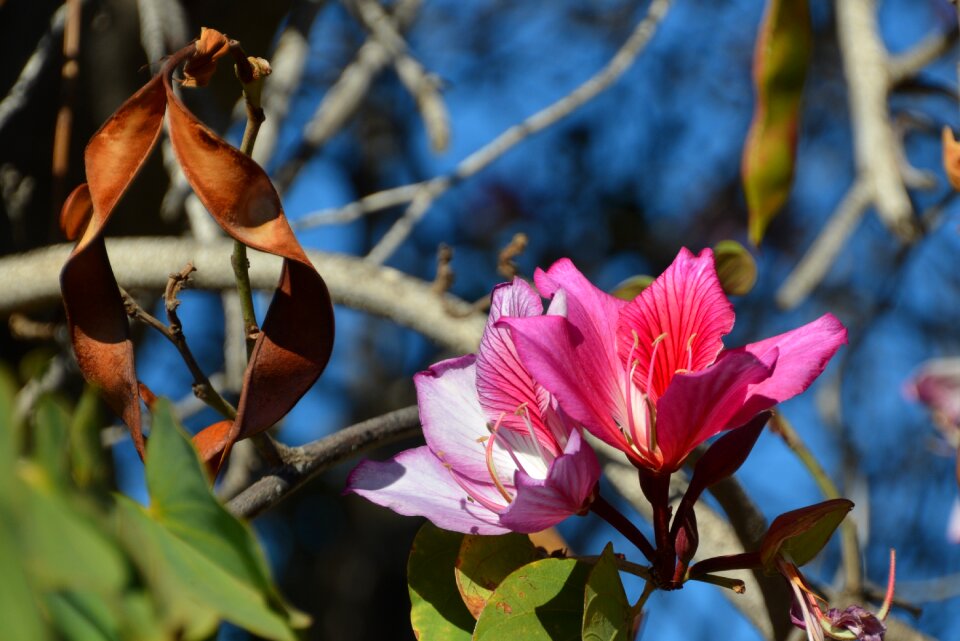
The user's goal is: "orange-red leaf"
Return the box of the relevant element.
[181,27,232,88]
[163,54,334,467]
[942,126,960,191]
[59,75,167,458]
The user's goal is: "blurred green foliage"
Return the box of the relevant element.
[0,365,303,641]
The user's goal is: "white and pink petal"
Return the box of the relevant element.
[345,447,508,535]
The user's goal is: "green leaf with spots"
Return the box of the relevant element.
[408,523,475,640]
[456,533,541,618]
[742,0,812,245]
[582,544,632,641]
[473,557,591,641]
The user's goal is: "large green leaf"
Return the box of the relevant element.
[19,468,127,594]
[136,399,304,637]
[0,366,19,498]
[44,590,120,641]
[760,499,853,569]
[408,523,475,641]
[70,386,108,490]
[582,544,632,641]
[473,557,591,641]
[32,396,72,488]
[0,511,49,641]
[741,0,812,245]
[115,497,295,641]
[146,400,300,614]
[455,533,541,618]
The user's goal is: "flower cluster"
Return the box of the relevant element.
[347,247,870,637]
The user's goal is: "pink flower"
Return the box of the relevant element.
[346,279,601,534]
[500,248,847,473]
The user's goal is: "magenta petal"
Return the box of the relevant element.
[534,258,625,384]
[723,313,847,423]
[345,447,508,535]
[655,349,777,472]
[617,248,735,402]
[499,430,600,532]
[476,279,554,445]
[501,314,629,456]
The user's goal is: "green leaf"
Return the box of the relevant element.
[0,366,19,495]
[147,401,291,600]
[408,523,475,641]
[456,533,541,618]
[741,0,812,245]
[114,497,295,641]
[139,399,304,638]
[0,511,49,641]
[760,499,853,569]
[20,469,127,594]
[44,590,120,641]
[473,557,591,641]
[32,396,72,488]
[70,386,108,490]
[582,544,632,641]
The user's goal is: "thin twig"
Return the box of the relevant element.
[0,4,70,134]
[229,44,270,358]
[888,25,959,87]
[769,413,863,595]
[51,0,82,212]
[228,405,422,518]
[776,178,871,309]
[273,0,423,193]
[364,0,674,264]
[120,280,237,421]
[348,0,449,151]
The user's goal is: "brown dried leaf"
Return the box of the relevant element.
[942,126,960,191]
[59,74,168,458]
[163,56,334,467]
[181,27,232,88]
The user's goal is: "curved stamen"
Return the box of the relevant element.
[485,415,514,504]
[645,332,667,453]
[515,403,551,463]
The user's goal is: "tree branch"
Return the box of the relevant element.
[227,405,421,518]
[363,0,674,264]
[0,238,487,354]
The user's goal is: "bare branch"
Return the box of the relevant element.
[364,0,674,264]
[888,26,958,87]
[836,0,917,241]
[227,405,421,518]
[272,0,423,193]
[348,0,449,151]
[0,238,487,354]
[0,4,70,134]
[776,178,871,309]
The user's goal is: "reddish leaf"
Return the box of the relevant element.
[162,53,334,465]
[59,75,168,458]
[685,411,769,505]
[742,0,812,245]
[60,34,334,472]
[942,126,960,191]
[760,498,852,569]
